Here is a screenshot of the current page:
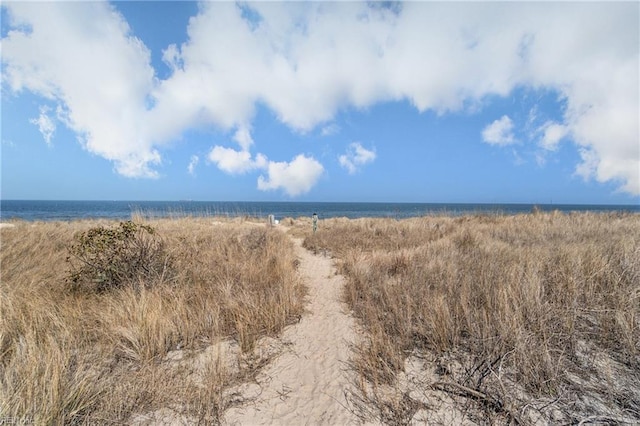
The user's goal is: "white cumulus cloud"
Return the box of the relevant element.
[233,126,254,151]
[539,121,568,151]
[30,106,56,146]
[482,116,515,146]
[187,155,199,176]
[257,155,324,197]
[1,2,638,194]
[208,146,267,175]
[2,2,161,178]
[339,142,377,174]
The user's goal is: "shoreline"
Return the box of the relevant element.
[1,207,638,227]
[1,200,638,223]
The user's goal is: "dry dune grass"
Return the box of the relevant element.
[0,217,304,424]
[303,212,640,424]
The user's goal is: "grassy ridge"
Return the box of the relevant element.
[303,212,640,424]
[0,218,304,424]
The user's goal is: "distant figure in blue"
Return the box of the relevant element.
[312,213,318,234]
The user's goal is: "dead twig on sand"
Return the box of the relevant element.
[577,415,635,425]
[432,381,521,424]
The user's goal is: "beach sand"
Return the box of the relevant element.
[223,235,363,425]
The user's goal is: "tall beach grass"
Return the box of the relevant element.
[0,217,304,424]
[302,212,640,424]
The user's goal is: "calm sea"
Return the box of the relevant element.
[0,200,638,222]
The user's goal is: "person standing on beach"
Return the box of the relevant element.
[312,213,318,233]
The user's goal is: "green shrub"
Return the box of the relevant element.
[67,221,173,292]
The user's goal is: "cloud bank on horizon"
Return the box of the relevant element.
[2,1,638,196]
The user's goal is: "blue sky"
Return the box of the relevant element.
[1,1,638,204]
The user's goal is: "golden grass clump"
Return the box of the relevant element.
[0,218,304,424]
[304,212,640,424]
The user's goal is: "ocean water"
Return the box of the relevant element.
[0,200,637,222]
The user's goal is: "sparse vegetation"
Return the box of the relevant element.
[303,212,640,424]
[67,220,173,293]
[0,218,305,424]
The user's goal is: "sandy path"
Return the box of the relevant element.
[224,235,362,425]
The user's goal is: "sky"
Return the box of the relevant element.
[1,1,639,204]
